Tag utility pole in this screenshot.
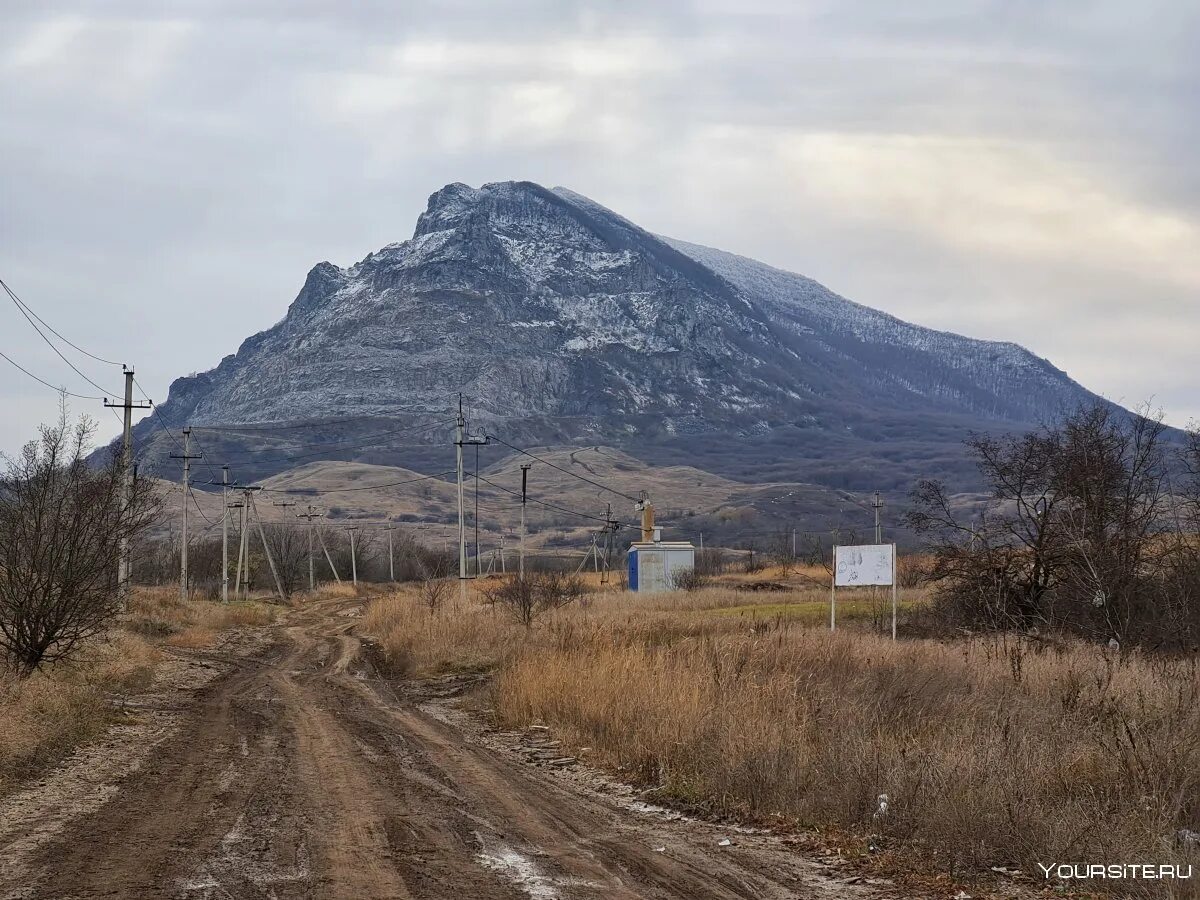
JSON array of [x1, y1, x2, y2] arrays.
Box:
[[388, 528, 395, 582], [519, 463, 531, 580], [872, 492, 885, 545], [230, 494, 247, 597], [455, 396, 467, 581], [792, 527, 797, 560], [221, 466, 230, 603], [170, 428, 202, 601], [474, 442, 480, 578], [636, 491, 654, 542], [317, 527, 341, 583], [297, 505, 323, 591], [237, 490, 251, 598], [348, 529, 358, 587], [104, 367, 150, 608], [249, 492, 285, 602]]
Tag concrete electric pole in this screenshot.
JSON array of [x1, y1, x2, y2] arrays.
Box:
[[455, 397, 467, 581], [872, 492, 885, 545], [221, 466, 230, 603], [519, 463, 531, 580], [297, 505, 323, 591], [103, 367, 150, 608], [170, 427, 202, 601]]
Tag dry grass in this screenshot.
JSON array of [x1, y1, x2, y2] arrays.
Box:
[[366, 579, 1200, 894], [0, 632, 159, 794], [125, 587, 276, 638], [364, 585, 519, 675], [0, 587, 277, 796]]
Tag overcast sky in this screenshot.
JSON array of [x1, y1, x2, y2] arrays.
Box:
[[2, 1, 1197, 454]]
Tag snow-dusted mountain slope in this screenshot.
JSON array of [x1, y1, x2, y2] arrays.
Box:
[[136, 180, 1107, 490]]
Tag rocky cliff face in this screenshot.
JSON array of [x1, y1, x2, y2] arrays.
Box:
[[139, 180, 1104, 489]]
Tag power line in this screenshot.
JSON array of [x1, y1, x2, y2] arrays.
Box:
[[132, 383, 185, 456], [259, 469, 457, 495], [485, 435, 640, 503], [0, 350, 105, 400], [187, 430, 224, 482], [197, 409, 441, 433], [0, 277, 123, 366], [191, 417, 455, 466], [2, 279, 122, 398], [474, 472, 636, 528], [189, 488, 217, 526]]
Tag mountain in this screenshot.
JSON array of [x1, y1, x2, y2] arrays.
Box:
[[135, 180, 1105, 499]]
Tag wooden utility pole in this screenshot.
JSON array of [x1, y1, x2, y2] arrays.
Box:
[[636, 492, 654, 542], [103, 368, 150, 607], [519, 463, 531, 580], [296, 505, 323, 591], [170, 428, 202, 601]]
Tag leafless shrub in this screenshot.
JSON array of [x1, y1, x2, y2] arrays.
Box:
[[0, 409, 159, 675], [669, 568, 710, 592], [481, 571, 586, 627]]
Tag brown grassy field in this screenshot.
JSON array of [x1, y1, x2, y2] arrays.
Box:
[[365, 578, 1200, 894], [0, 588, 276, 795]]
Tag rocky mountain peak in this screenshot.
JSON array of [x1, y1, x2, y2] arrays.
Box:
[[136, 180, 1110, 492]]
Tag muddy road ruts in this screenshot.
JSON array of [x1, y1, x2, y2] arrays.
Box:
[[0, 595, 897, 899]]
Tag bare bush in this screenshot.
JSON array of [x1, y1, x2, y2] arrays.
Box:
[[481, 571, 586, 627], [741, 544, 764, 573], [669, 568, 710, 592], [0, 410, 159, 675]]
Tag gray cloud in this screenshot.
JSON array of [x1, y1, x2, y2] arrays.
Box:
[[1, 0, 1197, 453]]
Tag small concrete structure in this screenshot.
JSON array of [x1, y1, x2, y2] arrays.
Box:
[[627, 540, 696, 593]]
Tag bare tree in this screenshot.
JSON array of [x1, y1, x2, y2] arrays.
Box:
[[0, 409, 159, 675], [909, 403, 1181, 643], [416, 554, 453, 614], [481, 571, 586, 628], [767, 528, 795, 576], [261, 524, 309, 598]]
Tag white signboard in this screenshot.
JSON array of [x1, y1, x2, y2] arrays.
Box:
[[834, 544, 895, 586]]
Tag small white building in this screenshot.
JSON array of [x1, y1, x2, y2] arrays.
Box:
[[627, 538, 696, 593]]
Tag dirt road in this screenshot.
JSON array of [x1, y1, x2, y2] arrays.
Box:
[[0, 595, 897, 899]]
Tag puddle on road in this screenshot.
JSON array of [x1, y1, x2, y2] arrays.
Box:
[[474, 832, 594, 900]]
